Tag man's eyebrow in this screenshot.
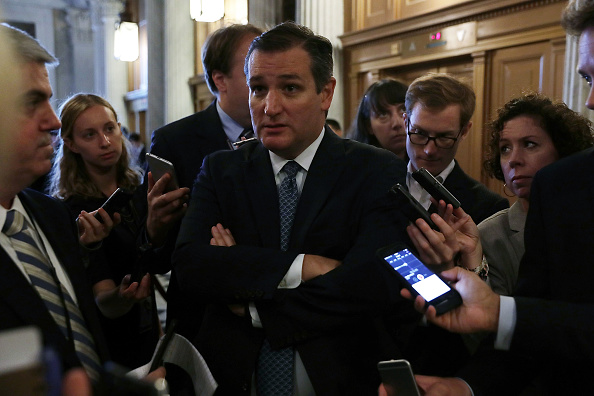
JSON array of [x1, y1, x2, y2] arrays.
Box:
[[23, 89, 51, 101]]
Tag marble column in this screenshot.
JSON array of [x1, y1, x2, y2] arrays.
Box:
[[297, 0, 345, 130]]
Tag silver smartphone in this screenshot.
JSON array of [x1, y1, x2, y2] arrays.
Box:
[[146, 153, 179, 192], [378, 359, 421, 396]]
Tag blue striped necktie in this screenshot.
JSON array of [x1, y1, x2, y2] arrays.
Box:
[[257, 160, 301, 395], [2, 209, 102, 381]]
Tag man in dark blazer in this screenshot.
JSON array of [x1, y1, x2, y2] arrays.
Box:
[[173, 22, 416, 395], [0, 24, 109, 384], [400, 73, 508, 376], [403, 73, 508, 225], [149, 24, 262, 339], [387, 3, 594, 394]]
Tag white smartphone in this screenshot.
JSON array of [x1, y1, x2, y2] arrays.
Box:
[[146, 153, 179, 192], [377, 359, 421, 396]]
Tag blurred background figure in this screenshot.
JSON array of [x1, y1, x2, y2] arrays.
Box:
[[348, 78, 409, 159], [480, 93, 594, 295], [326, 118, 343, 137], [128, 132, 147, 168]]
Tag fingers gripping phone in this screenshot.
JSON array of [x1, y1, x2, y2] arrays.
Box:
[[390, 183, 438, 230], [146, 153, 179, 192], [377, 243, 462, 315], [378, 359, 421, 396], [412, 168, 461, 208], [95, 188, 134, 223]]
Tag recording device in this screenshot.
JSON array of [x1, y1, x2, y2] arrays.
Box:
[[145, 153, 179, 192], [390, 183, 438, 230], [376, 243, 462, 315], [377, 359, 421, 396], [232, 137, 258, 148], [95, 188, 134, 223], [100, 362, 166, 396], [412, 167, 461, 208]]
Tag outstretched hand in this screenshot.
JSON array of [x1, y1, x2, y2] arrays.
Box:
[[401, 267, 500, 334]]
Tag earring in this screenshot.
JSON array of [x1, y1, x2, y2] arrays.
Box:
[[503, 183, 515, 197]]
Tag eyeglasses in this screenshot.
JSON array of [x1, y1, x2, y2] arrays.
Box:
[[407, 122, 462, 149]]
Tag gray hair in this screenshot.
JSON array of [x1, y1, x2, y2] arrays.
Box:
[[0, 23, 58, 66]]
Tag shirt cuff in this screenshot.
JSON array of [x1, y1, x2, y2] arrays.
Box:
[[494, 295, 516, 350], [278, 253, 304, 289], [249, 302, 262, 328]]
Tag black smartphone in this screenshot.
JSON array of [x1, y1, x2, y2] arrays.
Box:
[[378, 359, 421, 396], [376, 243, 462, 315], [100, 361, 164, 396], [412, 168, 461, 208], [390, 183, 438, 230], [145, 153, 179, 192], [128, 261, 145, 285], [95, 188, 134, 223]]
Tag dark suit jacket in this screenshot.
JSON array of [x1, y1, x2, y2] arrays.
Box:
[[0, 189, 109, 372], [173, 130, 417, 395], [149, 100, 231, 340], [460, 148, 594, 395], [440, 161, 509, 224], [150, 100, 230, 190]]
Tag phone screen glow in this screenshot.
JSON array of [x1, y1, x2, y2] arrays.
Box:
[[384, 248, 450, 302]]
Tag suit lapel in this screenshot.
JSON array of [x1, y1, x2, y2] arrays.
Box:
[[289, 130, 345, 249], [245, 145, 281, 248]]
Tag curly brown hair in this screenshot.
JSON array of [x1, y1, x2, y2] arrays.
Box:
[[484, 93, 594, 181]]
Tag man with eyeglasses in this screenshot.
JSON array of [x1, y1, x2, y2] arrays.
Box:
[[401, 73, 508, 377], [404, 73, 508, 225]]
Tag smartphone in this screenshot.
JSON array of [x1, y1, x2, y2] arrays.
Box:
[[390, 183, 438, 230], [376, 243, 462, 315], [377, 359, 421, 396], [145, 153, 179, 192], [95, 188, 134, 223], [412, 168, 461, 209], [100, 362, 165, 396]]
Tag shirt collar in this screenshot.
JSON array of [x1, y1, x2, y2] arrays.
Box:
[[0, 195, 33, 233], [269, 128, 325, 176], [216, 100, 244, 142]]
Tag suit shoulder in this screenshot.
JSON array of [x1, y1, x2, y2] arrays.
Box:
[[534, 147, 594, 184]]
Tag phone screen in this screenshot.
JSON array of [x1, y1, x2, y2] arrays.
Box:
[[383, 248, 451, 302]]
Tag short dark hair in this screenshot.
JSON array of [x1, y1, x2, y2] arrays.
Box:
[[562, 0, 594, 37], [326, 118, 341, 131], [202, 24, 262, 94], [405, 73, 475, 129], [350, 78, 408, 147], [484, 93, 594, 181], [245, 21, 333, 93], [0, 23, 57, 66]]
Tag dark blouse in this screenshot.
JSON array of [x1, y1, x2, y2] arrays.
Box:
[[64, 185, 160, 369]]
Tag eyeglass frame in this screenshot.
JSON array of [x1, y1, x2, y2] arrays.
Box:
[[406, 118, 463, 149]]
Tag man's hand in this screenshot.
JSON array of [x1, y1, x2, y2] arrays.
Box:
[[401, 267, 500, 333], [210, 223, 236, 246], [77, 209, 120, 246], [302, 254, 341, 281], [146, 172, 190, 246], [416, 375, 473, 396]]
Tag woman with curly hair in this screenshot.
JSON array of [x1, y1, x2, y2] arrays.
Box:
[[348, 78, 409, 159], [479, 93, 594, 295], [48, 93, 188, 368]]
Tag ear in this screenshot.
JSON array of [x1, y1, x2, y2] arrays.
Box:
[[320, 77, 336, 112], [212, 70, 226, 93], [459, 121, 472, 142], [63, 138, 79, 154]]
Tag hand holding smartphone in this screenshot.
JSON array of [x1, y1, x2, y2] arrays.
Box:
[[377, 243, 462, 315], [146, 153, 179, 192], [390, 183, 438, 230], [412, 168, 460, 208], [378, 359, 421, 396], [95, 188, 134, 223]]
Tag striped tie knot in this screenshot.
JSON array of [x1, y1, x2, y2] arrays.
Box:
[[2, 209, 25, 236]]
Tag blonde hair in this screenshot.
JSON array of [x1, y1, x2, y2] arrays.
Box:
[[48, 93, 142, 199]]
